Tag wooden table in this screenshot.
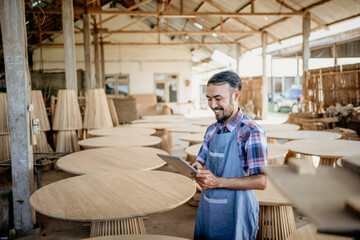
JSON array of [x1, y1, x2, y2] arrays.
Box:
[[338, 154, 360, 169], [254, 181, 295, 240], [30, 171, 196, 237], [56, 147, 168, 175], [78, 136, 162, 149], [191, 120, 216, 127], [267, 130, 342, 141], [132, 118, 185, 124], [88, 127, 156, 137], [179, 133, 204, 146], [288, 224, 353, 240], [142, 115, 185, 121], [185, 143, 288, 164], [83, 235, 189, 240], [130, 123, 186, 154], [168, 126, 207, 134], [284, 139, 360, 166], [259, 123, 300, 132]]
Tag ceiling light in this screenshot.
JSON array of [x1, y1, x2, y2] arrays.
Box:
[[212, 33, 217, 37], [193, 22, 203, 29]]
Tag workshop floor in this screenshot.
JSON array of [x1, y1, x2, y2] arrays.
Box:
[[1, 112, 312, 240]]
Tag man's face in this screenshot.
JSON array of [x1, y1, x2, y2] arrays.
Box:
[[206, 83, 237, 122]]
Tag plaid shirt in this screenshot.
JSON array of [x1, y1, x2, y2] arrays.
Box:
[[196, 108, 268, 176]]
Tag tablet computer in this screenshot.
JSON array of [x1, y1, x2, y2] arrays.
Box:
[[157, 154, 200, 177]]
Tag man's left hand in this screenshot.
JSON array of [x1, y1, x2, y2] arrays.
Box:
[[193, 170, 220, 189]]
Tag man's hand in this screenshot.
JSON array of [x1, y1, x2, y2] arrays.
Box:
[[193, 170, 220, 189], [191, 161, 204, 171]]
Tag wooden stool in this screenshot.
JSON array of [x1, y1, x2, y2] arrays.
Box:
[[90, 217, 146, 237]]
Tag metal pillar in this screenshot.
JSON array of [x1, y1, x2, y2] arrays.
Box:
[[0, 0, 34, 232], [261, 32, 268, 120], [62, 0, 77, 90]]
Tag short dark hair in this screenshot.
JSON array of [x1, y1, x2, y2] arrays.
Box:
[[207, 71, 242, 92]]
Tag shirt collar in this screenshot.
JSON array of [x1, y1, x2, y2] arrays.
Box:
[[215, 108, 243, 133]]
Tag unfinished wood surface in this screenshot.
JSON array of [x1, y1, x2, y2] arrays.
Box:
[[88, 127, 155, 137], [84, 234, 189, 239], [340, 155, 360, 175], [0, 93, 9, 134], [186, 116, 216, 122], [0, 135, 11, 162], [288, 158, 317, 175], [192, 120, 216, 127], [261, 165, 360, 236], [53, 89, 82, 130], [56, 130, 80, 152], [168, 126, 207, 133], [284, 139, 360, 158], [179, 133, 204, 145], [57, 146, 167, 175], [30, 171, 197, 221], [129, 123, 186, 130], [259, 123, 300, 132], [346, 195, 360, 215], [31, 90, 50, 131], [78, 136, 161, 148], [90, 218, 146, 237], [107, 99, 119, 127], [254, 181, 292, 206], [83, 89, 113, 130], [288, 224, 354, 240], [33, 131, 52, 153], [267, 130, 342, 141], [143, 115, 184, 121], [132, 118, 185, 124]]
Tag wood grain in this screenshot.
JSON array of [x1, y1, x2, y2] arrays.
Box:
[[57, 146, 168, 175], [88, 127, 156, 137], [267, 130, 342, 141], [0, 93, 9, 134], [30, 171, 197, 221], [288, 224, 353, 240], [56, 130, 80, 152], [179, 133, 204, 144], [129, 123, 187, 130], [254, 181, 292, 206], [83, 89, 113, 130], [259, 123, 300, 132], [107, 98, 119, 127], [31, 90, 50, 131], [83, 234, 189, 240], [168, 127, 207, 133], [33, 131, 52, 153], [0, 135, 11, 162], [53, 89, 82, 130], [78, 136, 162, 148]]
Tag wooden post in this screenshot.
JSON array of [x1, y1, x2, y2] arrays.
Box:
[[332, 43, 338, 66], [93, 16, 101, 89], [62, 0, 77, 91], [83, 1, 93, 90], [236, 43, 242, 74], [0, 0, 34, 232], [302, 12, 311, 100], [100, 39, 105, 88], [262, 32, 268, 120]]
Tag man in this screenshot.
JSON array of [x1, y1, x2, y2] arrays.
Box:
[[191, 71, 268, 240]]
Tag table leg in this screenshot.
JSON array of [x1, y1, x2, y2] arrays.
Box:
[[284, 151, 296, 165], [319, 157, 338, 167], [268, 157, 281, 165], [90, 217, 146, 237], [154, 129, 172, 154], [257, 205, 295, 240]]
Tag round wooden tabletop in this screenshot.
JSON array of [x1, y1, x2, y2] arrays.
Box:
[[56, 147, 168, 175], [179, 133, 204, 144], [186, 143, 287, 160], [284, 139, 360, 158], [191, 120, 216, 127], [78, 136, 162, 148], [187, 116, 216, 122], [267, 143, 288, 159], [142, 115, 185, 120], [338, 154, 360, 167], [132, 118, 185, 124], [267, 130, 342, 141], [30, 171, 197, 221], [168, 127, 207, 133], [259, 123, 300, 132], [288, 224, 353, 240], [88, 127, 156, 137], [129, 123, 187, 130], [253, 181, 292, 206], [83, 235, 189, 240]]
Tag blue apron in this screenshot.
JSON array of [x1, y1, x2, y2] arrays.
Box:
[[194, 122, 259, 240]]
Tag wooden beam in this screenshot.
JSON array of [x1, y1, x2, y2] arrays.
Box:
[[302, 12, 311, 100], [0, 0, 34, 232], [303, 0, 332, 12], [251, 0, 255, 13], [261, 31, 268, 120], [100, 30, 262, 35], [126, 0, 152, 12], [102, 16, 150, 40]]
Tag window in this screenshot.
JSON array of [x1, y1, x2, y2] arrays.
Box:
[[154, 73, 179, 103], [104, 74, 129, 97]]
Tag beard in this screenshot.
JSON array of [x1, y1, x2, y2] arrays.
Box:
[[213, 100, 234, 122]]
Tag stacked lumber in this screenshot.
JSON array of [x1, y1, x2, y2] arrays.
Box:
[[0, 93, 10, 162], [113, 96, 138, 124], [83, 89, 113, 130], [52, 89, 82, 153], [31, 90, 52, 153], [238, 76, 263, 119]]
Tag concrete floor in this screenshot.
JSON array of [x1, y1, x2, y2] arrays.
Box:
[[1, 112, 311, 239]]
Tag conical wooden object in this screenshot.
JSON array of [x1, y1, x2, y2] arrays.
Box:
[[107, 98, 119, 127], [0, 135, 10, 162], [31, 90, 50, 131], [33, 131, 52, 153], [0, 93, 9, 135], [56, 130, 80, 152], [83, 89, 113, 130], [53, 89, 82, 130]]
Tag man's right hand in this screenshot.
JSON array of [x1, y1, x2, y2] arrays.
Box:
[[191, 160, 204, 171]]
